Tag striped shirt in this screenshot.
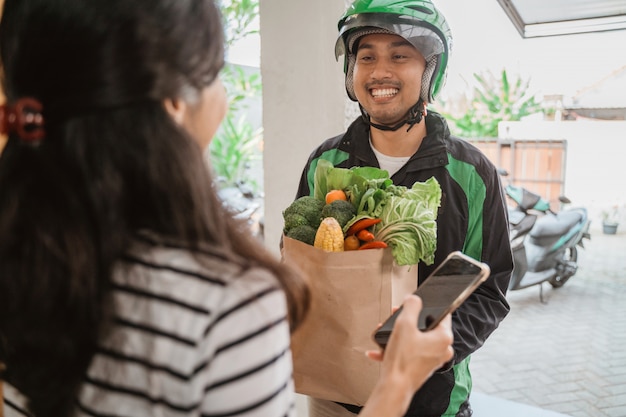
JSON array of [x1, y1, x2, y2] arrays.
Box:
[[3, 236, 296, 417]]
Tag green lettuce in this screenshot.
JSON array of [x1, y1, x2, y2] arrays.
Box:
[[373, 177, 441, 266], [313, 159, 392, 213]]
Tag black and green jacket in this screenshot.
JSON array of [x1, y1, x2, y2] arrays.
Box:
[[295, 112, 513, 417]]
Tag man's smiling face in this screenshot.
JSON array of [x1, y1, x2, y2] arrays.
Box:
[[352, 33, 426, 127]]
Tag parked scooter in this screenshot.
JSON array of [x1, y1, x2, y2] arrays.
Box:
[[217, 181, 264, 239], [499, 170, 591, 301]]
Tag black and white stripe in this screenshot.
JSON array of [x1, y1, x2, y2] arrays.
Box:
[[3, 383, 33, 417], [74, 240, 296, 417], [3, 239, 295, 417]]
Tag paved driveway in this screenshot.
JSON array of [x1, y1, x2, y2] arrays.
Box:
[[470, 228, 626, 417]]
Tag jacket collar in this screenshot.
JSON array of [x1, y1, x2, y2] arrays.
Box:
[[339, 111, 451, 170]]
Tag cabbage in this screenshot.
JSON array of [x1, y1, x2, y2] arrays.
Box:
[[372, 178, 441, 266]]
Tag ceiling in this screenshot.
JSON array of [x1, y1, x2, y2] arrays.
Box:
[[496, 0, 626, 38]]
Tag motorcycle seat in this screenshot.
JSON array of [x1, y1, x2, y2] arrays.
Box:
[[508, 209, 526, 226], [530, 210, 583, 238]]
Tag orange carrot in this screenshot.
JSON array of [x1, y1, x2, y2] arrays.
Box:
[[356, 229, 375, 242], [345, 218, 382, 236], [325, 189, 348, 204], [358, 241, 388, 250]]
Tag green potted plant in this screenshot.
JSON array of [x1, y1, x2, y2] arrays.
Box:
[[601, 205, 620, 235], [435, 68, 542, 138]]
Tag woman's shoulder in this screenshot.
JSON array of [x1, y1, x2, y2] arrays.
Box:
[[118, 231, 283, 312], [109, 231, 287, 354]]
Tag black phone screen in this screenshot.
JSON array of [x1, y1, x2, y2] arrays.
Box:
[[373, 251, 489, 348], [415, 258, 484, 329]]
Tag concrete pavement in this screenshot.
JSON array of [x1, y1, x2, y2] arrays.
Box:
[[470, 226, 626, 417]]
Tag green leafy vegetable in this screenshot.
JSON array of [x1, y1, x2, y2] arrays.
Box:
[[311, 160, 442, 266], [313, 159, 392, 210], [373, 178, 441, 266]]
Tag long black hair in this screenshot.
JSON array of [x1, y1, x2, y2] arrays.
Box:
[[0, 1, 309, 415]]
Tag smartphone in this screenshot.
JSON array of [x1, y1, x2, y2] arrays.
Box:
[[373, 251, 490, 348]]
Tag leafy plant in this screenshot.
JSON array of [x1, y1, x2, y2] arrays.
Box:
[[210, 114, 262, 191], [602, 205, 621, 226], [210, 0, 263, 194], [436, 69, 542, 138], [219, 0, 259, 48], [220, 64, 262, 114]]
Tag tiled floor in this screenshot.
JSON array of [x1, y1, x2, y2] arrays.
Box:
[[471, 228, 626, 417]]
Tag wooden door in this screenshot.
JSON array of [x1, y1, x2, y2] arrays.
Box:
[[470, 138, 567, 210]]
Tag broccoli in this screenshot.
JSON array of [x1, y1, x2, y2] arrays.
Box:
[[286, 225, 318, 246], [321, 199, 357, 228], [283, 213, 309, 233], [282, 196, 324, 228]]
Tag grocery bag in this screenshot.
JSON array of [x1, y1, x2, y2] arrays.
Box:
[[281, 236, 417, 406]]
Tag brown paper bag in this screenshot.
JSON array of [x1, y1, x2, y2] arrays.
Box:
[[282, 236, 417, 406]]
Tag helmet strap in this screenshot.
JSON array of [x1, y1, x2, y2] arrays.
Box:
[[359, 98, 425, 132]]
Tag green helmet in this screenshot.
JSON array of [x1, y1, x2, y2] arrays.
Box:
[[335, 0, 452, 103]]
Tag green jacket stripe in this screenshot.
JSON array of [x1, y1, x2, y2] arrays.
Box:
[[444, 357, 472, 416], [445, 154, 486, 261]]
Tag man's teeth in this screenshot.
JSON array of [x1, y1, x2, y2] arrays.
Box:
[[371, 88, 398, 97]]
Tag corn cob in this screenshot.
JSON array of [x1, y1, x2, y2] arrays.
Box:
[[314, 217, 344, 252]]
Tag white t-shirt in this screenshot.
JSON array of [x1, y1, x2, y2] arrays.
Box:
[[370, 138, 410, 177]]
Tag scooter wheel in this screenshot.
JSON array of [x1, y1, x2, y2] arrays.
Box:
[[549, 246, 578, 288]]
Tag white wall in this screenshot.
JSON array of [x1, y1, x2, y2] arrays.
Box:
[[499, 120, 626, 231]]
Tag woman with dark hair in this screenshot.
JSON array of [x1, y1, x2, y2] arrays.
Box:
[[0, 0, 453, 416]]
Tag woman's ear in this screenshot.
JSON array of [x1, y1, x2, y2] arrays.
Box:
[[163, 98, 187, 125]]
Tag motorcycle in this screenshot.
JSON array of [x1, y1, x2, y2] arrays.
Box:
[[499, 170, 591, 301], [217, 180, 265, 239]]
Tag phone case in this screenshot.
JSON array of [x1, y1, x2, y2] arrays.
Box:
[[373, 251, 490, 348]]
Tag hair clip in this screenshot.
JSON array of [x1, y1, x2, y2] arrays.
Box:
[[0, 97, 45, 143]]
